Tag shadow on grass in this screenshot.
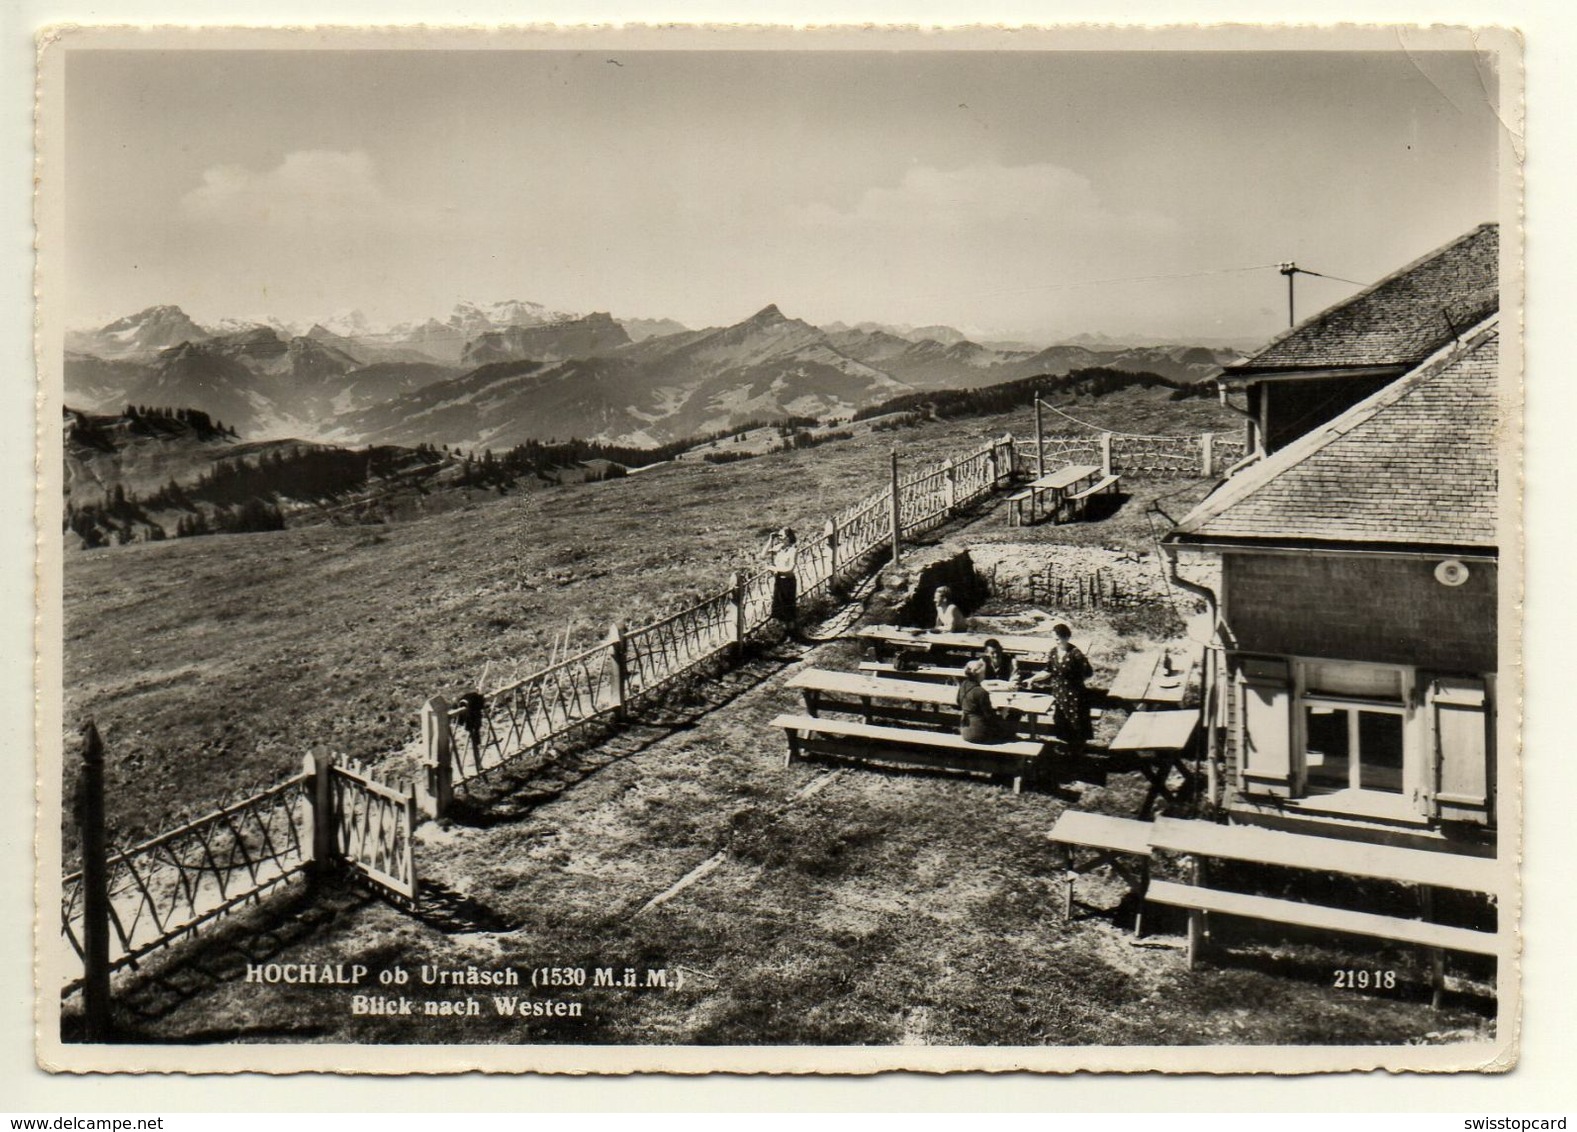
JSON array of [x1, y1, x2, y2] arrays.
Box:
[[410, 878, 522, 935], [441, 637, 819, 829], [60, 875, 375, 1044]]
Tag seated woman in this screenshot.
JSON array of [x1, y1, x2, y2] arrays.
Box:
[[957, 659, 1012, 745], [932, 585, 967, 632], [977, 638, 1020, 684]]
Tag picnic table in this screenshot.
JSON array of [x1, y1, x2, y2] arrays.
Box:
[[855, 625, 1076, 662], [1107, 647, 1195, 708], [787, 668, 1058, 740], [1105, 708, 1200, 816], [1007, 464, 1121, 526]]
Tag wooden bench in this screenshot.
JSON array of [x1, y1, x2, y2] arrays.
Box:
[[1009, 464, 1102, 527], [789, 669, 1057, 740], [1061, 473, 1121, 521], [772, 713, 1047, 793], [858, 660, 967, 683], [1145, 818, 1502, 1004], [1148, 817, 1501, 895], [1046, 811, 1154, 929], [1006, 488, 1036, 527], [1145, 880, 1500, 1002]]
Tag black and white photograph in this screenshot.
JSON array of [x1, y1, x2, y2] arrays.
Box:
[[33, 24, 1521, 1075]]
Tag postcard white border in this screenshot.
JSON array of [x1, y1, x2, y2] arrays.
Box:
[[3, 0, 1564, 1116]]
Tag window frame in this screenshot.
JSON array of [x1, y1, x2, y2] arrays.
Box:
[[1291, 658, 1420, 819]]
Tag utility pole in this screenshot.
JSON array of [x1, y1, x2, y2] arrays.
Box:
[[1278, 261, 1298, 327]]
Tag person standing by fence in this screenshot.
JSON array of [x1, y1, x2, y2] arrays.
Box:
[[766, 527, 801, 641]]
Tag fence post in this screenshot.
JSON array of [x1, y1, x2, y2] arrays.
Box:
[[823, 519, 839, 582], [730, 572, 747, 658], [1034, 398, 1045, 479], [888, 447, 902, 567], [1201, 432, 1214, 477], [76, 722, 111, 1042], [606, 621, 628, 719], [309, 747, 336, 875], [1099, 432, 1114, 477], [417, 698, 453, 820], [999, 433, 1015, 484], [941, 457, 957, 513]]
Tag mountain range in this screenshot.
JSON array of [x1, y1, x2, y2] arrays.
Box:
[[65, 300, 1241, 449]]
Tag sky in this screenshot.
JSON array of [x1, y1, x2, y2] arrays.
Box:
[[63, 46, 1504, 343]]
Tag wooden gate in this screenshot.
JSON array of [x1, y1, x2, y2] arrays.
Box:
[[330, 760, 419, 902]]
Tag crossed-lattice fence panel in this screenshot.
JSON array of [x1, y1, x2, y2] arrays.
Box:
[[898, 466, 951, 533], [1033, 435, 1103, 475], [331, 761, 417, 902], [951, 444, 999, 507], [1213, 436, 1249, 472], [795, 532, 836, 602], [833, 492, 891, 563], [448, 642, 617, 786], [624, 586, 737, 700], [740, 569, 777, 630], [61, 772, 311, 975], [1110, 436, 1200, 478]]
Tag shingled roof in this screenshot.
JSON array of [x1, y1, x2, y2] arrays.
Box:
[[1223, 223, 1498, 377], [1169, 321, 1499, 550]]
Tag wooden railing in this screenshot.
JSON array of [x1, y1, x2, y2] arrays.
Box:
[[422, 435, 1018, 813], [61, 770, 312, 984]]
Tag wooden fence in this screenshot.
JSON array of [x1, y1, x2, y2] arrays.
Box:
[[1029, 431, 1247, 480], [421, 434, 1018, 813], [64, 725, 417, 1031]]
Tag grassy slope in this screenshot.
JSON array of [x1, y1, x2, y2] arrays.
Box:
[[65, 389, 1239, 836], [61, 403, 1023, 832], [96, 632, 1491, 1048], [62, 387, 1494, 1047]]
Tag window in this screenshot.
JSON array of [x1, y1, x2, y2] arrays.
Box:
[[1300, 663, 1408, 798], [1233, 655, 1493, 826]]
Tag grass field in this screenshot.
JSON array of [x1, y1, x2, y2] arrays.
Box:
[[77, 617, 1494, 1048], [60, 386, 1498, 1049], [62, 392, 1233, 840], [59, 385, 1499, 1048]]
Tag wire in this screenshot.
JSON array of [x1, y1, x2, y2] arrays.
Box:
[[1294, 267, 1367, 288], [1037, 399, 1209, 441]]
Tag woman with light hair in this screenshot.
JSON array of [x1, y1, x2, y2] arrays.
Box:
[[957, 658, 1010, 745], [932, 585, 967, 632]]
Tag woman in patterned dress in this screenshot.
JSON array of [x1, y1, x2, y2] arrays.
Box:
[[1027, 622, 1093, 749]]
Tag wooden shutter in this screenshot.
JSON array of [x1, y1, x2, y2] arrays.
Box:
[[1430, 677, 1491, 825], [1238, 656, 1293, 797]]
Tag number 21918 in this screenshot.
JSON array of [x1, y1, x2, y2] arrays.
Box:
[[1333, 969, 1397, 990]]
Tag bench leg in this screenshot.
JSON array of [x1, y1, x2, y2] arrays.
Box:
[[783, 730, 801, 768], [1135, 860, 1150, 939], [1430, 947, 1446, 1010], [1186, 909, 1203, 970], [1011, 774, 1022, 795], [1064, 869, 1076, 921]]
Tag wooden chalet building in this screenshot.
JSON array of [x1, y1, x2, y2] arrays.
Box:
[[1165, 225, 1503, 854]]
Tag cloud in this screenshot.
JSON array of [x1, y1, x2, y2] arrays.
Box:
[[792, 162, 1174, 238], [180, 150, 386, 226]]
